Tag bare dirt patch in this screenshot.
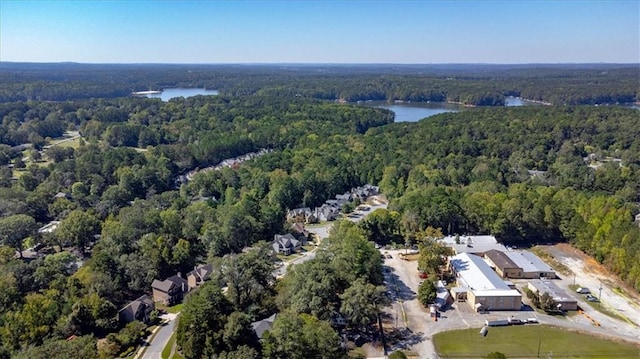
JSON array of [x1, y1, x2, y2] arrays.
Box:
[[537, 243, 640, 338]]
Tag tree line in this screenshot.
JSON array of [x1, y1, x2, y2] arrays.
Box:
[[0, 88, 639, 356], [1, 63, 637, 106]]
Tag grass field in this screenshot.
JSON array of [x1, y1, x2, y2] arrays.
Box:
[[433, 325, 640, 358]]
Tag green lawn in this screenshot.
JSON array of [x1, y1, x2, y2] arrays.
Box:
[[277, 253, 301, 262], [434, 325, 640, 359], [156, 303, 183, 314], [56, 137, 82, 149]]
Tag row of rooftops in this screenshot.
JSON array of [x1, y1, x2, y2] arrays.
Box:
[[287, 184, 379, 222], [183, 149, 272, 182]]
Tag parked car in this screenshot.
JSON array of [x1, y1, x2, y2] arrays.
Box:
[[576, 287, 591, 294], [586, 294, 599, 302], [525, 318, 539, 324]]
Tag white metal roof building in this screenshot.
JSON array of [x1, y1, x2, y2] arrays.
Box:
[[505, 251, 556, 279], [449, 252, 522, 311], [441, 235, 508, 255]]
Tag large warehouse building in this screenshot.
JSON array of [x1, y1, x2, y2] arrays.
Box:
[[484, 249, 556, 279], [449, 252, 522, 311]]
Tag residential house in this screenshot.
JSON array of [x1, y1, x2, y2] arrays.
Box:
[[187, 263, 214, 291], [119, 295, 155, 324], [272, 233, 304, 255], [291, 222, 310, 240], [313, 204, 339, 222], [151, 275, 188, 306], [54, 192, 72, 200], [251, 314, 276, 340], [286, 207, 313, 222]]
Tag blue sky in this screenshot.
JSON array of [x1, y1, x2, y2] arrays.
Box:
[[1, 0, 638, 63]]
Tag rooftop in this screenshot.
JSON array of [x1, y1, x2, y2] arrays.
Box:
[[441, 235, 507, 254], [506, 251, 555, 273], [450, 252, 510, 291], [529, 279, 575, 303], [485, 249, 519, 270]]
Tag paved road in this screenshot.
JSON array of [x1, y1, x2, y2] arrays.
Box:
[[139, 314, 177, 359]]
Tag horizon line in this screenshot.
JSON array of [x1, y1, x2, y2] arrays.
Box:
[[1, 61, 639, 66]]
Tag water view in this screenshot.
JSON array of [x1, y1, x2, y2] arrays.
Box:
[[369, 97, 545, 122], [143, 88, 219, 101], [366, 102, 462, 122], [505, 96, 541, 106]]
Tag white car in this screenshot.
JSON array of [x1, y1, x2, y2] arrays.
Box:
[[525, 318, 539, 324], [576, 287, 590, 294]]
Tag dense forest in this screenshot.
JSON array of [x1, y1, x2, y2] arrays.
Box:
[[1, 63, 638, 106], [0, 64, 639, 357]]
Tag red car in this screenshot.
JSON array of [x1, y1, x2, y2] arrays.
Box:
[[419, 272, 429, 279]]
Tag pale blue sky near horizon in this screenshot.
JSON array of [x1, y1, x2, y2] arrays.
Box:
[[1, 0, 638, 64]]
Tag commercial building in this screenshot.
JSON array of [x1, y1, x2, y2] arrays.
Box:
[[441, 235, 508, 255], [484, 249, 523, 278], [527, 279, 577, 311], [505, 251, 556, 279], [449, 252, 522, 311], [483, 249, 556, 279]]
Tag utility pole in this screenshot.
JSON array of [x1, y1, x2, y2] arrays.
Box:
[[599, 280, 603, 306], [537, 338, 541, 357]]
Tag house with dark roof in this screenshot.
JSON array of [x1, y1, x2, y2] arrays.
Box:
[[119, 295, 155, 324], [291, 222, 310, 240], [151, 275, 188, 305], [272, 233, 304, 255], [251, 314, 276, 340], [484, 249, 523, 278], [187, 263, 214, 291]]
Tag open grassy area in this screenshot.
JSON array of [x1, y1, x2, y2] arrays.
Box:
[[55, 136, 82, 149], [434, 325, 640, 359], [156, 303, 183, 314], [277, 253, 301, 262]]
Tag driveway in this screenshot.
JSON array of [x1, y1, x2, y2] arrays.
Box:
[[139, 314, 178, 359]]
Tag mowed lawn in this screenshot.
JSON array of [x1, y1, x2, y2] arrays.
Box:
[[434, 325, 640, 358]]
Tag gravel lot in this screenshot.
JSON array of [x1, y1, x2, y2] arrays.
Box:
[[542, 244, 640, 339]]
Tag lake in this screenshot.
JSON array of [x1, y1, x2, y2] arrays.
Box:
[[505, 97, 543, 107], [369, 97, 548, 122], [144, 88, 219, 101], [366, 101, 463, 122]]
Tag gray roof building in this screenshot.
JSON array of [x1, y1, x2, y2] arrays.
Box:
[[251, 313, 277, 339]]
